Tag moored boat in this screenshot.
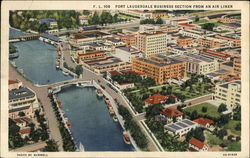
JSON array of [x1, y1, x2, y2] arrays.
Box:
[[122, 131, 131, 144], [96, 89, 103, 97], [57, 101, 62, 108], [112, 115, 118, 122], [66, 121, 71, 129]]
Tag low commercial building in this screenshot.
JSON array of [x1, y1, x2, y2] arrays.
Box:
[[171, 19, 193, 26], [117, 33, 136, 47], [136, 31, 167, 57], [82, 56, 131, 74], [171, 54, 219, 75], [214, 35, 241, 47], [176, 36, 193, 47], [178, 23, 198, 30], [160, 107, 183, 124], [188, 137, 208, 152], [9, 87, 40, 119], [179, 28, 216, 39], [213, 80, 241, 109], [105, 37, 125, 47], [233, 57, 241, 76], [118, 10, 152, 19], [132, 55, 186, 84], [114, 82, 135, 90], [114, 46, 143, 63], [69, 31, 112, 47], [200, 50, 231, 61], [218, 18, 237, 24], [206, 69, 231, 81], [164, 119, 198, 137], [77, 51, 107, 63], [198, 37, 229, 48]]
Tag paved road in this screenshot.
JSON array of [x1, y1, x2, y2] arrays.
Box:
[[9, 64, 64, 151], [12, 142, 46, 152], [60, 42, 76, 68]]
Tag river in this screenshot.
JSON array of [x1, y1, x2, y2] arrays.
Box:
[[57, 85, 134, 151], [9, 28, 73, 85]]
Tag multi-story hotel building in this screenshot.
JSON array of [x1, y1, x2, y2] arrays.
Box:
[[213, 80, 241, 109], [171, 54, 219, 75], [9, 87, 40, 119], [233, 57, 241, 76], [136, 31, 167, 57], [132, 55, 186, 84]]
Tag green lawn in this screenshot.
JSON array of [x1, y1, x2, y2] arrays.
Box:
[[184, 102, 221, 118], [206, 132, 241, 151], [193, 19, 209, 24], [225, 120, 241, 136]]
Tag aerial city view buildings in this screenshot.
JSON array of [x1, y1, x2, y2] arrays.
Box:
[[8, 9, 242, 152]]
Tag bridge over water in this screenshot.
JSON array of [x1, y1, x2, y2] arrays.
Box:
[[9, 34, 40, 42]]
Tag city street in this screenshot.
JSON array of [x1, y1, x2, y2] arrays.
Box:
[[9, 64, 64, 151]]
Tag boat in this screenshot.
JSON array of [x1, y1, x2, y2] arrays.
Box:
[[9, 53, 19, 59], [109, 107, 115, 115], [66, 121, 71, 129], [107, 102, 112, 108], [55, 62, 60, 69], [57, 101, 62, 108], [78, 142, 85, 152], [62, 70, 69, 76], [96, 89, 103, 97], [122, 131, 131, 144], [112, 115, 118, 122]]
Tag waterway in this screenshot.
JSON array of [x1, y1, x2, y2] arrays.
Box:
[[56, 85, 134, 151], [9, 28, 73, 85]]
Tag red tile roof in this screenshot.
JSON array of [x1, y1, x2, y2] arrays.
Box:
[[8, 80, 18, 85], [193, 118, 214, 126], [78, 51, 105, 56], [108, 70, 121, 76], [189, 137, 205, 149], [173, 19, 190, 22], [178, 23, 197, 28], [145, 94, 168, 105], [13, 118, 25, 124], [203, 50, 230, 59], [21, 117, 32, 122], [160, 107, 183, 118], [19, 127, 31, 135], [118, 82, 134, 86], [74, 34, 86, 39]]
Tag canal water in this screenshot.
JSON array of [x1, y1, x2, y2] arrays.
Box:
[[57, 85, 134, 151], [9, 28, 73, 85]]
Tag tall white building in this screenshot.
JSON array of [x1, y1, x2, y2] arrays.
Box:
[[136, 31, 167, 57], [214, 80, 241, 109]]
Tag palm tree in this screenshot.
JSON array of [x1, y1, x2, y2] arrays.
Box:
[[43, 139, 59, 152]]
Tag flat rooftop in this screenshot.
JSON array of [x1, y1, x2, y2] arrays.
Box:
[[136, 56, 183, 67], [9, 87, 35, 100]]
